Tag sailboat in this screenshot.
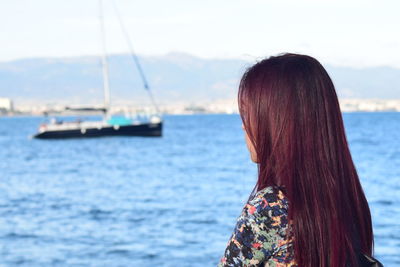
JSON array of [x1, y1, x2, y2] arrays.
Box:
[[33, 0, 162, 139]]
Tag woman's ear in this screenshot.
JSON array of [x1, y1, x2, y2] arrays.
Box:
[[243, 124, 258, 163]]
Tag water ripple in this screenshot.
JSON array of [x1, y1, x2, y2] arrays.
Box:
[[0, 113, 398, 266]]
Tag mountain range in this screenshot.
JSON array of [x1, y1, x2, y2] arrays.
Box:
[[0, 52, 399, 107]]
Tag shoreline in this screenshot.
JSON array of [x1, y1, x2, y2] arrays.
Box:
[[1, 110, 399, 118]]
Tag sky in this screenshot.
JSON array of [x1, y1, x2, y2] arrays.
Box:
[[1, 0, 399, 68]]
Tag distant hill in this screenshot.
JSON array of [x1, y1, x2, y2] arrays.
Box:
[[0, 52, 399, 106]]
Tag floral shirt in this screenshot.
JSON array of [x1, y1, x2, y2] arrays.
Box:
[[217, 186, 297, 267]]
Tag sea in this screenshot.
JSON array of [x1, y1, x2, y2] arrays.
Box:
[[0, 113, 399, 267]]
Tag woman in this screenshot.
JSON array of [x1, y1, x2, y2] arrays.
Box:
[[217, 53, 377, 267]]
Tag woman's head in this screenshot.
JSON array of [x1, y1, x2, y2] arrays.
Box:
[[239, 53, 373, 267], [239, 53, 341, 175]]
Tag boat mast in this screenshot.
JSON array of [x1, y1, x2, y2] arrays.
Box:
[[99, 0, 111, 117], [111, 0, 161, 115]]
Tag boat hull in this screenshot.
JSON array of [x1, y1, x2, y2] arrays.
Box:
[[33, 122, 162, 139]]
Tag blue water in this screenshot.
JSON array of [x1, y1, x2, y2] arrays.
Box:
[[0, 113, 399, 266]]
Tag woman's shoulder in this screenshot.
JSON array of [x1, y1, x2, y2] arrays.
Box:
[[217, 186, 295, 267], [226, 186, 294, 266], [246, 186, 289, 217], [237, 185, 290, 242]]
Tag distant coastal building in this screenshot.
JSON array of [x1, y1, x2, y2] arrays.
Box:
[[0, 98, 14, 113], [339, 98, 400, 112]]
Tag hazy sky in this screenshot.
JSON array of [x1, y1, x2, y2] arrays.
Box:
[[1, 0, 399, 68]]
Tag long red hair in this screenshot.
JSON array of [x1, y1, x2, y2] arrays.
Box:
[[238, 53, 373, 267]]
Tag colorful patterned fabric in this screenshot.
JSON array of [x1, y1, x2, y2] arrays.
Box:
[[217, 186, 297, 267]]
